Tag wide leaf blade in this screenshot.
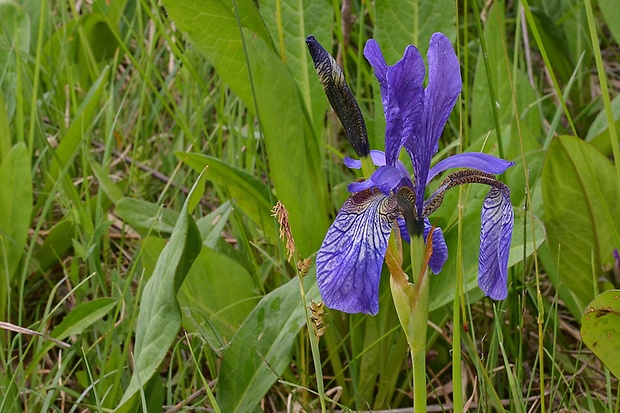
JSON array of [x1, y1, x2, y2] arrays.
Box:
[[216, 270, 319, 412], [542, 135, 620, 317], [116, 182, 203, 410], [580, 290, 620, 379]]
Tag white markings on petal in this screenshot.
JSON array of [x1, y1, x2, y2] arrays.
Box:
[[478, 187, 514, 300], [316, 189, 398, 315]]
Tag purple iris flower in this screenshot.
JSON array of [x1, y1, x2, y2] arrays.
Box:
[[309, 33, 514, 315]]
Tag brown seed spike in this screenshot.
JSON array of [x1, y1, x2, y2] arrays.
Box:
[[271, 201, 296, 261]]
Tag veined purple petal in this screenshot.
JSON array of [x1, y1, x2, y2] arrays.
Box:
[[405, 33, 461, 216], [478, 187, 514, 300], [427, 153, 515, 184], [424, 218, 448, 274], [316, 189, 399, 315], [384, 46, 425, 166], [396, 217, 448, 274], [364, 40, 387, 86]]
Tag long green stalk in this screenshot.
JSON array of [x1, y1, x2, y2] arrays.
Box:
[[410, 234, 429, 413]]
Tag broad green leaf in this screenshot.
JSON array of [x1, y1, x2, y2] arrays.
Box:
[[471, 4, 542, 156], [216, 271, 319, 412], [0, 92, 10, 161], [542, 136, 620, 317], [259, 0, 332, 134], [116, 183, 203, 410], [373, 0, 456, 61], [177, 152, 277, 243], [580, 290, 620, 379], [115, 198, 179, 236], [599, 0, 620, 46], [32, 219, 75, 272], [0, 143, 32, 318], [164, 0, 329, 256], [178, 245, 259, 346], [51, 298, 117, 341]]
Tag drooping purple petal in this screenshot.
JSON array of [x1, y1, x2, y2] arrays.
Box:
[[424, 218, 449, 274], [478, 187, 514, 300], [396, 217, 448, 274], [427, 153, 515, 184], [316, 189, 399, 315]]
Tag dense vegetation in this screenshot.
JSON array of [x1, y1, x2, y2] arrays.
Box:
[[1, 0, 619, 411]]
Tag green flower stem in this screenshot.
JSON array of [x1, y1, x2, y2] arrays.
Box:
[[361, 155, 375, 179], [409, 233, 429, 413]]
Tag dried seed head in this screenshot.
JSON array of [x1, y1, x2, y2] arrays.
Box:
[[271, 201, 296, 261]]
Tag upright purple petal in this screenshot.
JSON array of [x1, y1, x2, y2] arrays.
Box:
[[364, 40, 387, 83], [478, 187, 514, 300], [383, 46, 425, 166], [316, 189, 398, 315], [424, 218, 449, 274], [405, 33, 461, 216], [427, 153, 515, 184]]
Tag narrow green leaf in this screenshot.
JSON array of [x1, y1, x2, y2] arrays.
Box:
[[471, 4, 542, 155], [48, 66, 110, 182], [116, 179, 203, 410], [216, 271, 319, 412], [177, 152, 277, 243], [585, 94, 620, 157], [580, 290, 620, 379], [0, 142, 32, 318], [90, 159, 124, 205], [196, 201, 234, 248], [51, 297, 117, 341], [542, 136, 620, 317]]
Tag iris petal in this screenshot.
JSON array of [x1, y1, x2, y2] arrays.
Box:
[[478, 187, 514, 300], [424, 219, 449, 274], [348, 165, 407, 195], [396, 217, 449, 274], [427, 153, 515, 184], [383, 46, 425, 166], [317, 189, 398, 315], [404, 33, 462, 216]]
